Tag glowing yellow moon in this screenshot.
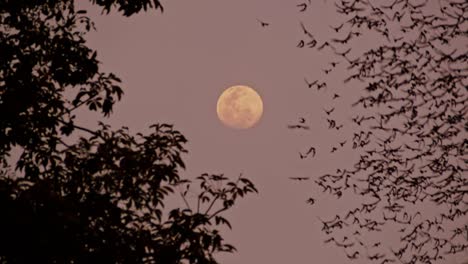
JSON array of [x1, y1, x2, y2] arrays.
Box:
[[216, 85, 263, 129]]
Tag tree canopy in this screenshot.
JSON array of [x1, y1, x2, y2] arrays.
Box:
[[0, 1, 257, 263]]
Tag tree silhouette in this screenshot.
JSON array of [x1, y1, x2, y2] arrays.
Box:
[[0, 1, 257, 263], [293, 0, 467, 263]]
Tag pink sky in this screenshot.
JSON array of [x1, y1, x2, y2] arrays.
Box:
[[76, 1, 467, 263]]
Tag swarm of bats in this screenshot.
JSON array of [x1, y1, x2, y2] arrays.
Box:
[[286, 0, 468, 263]]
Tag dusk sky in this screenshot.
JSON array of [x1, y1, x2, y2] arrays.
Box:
[[76, 1, 467, 263]]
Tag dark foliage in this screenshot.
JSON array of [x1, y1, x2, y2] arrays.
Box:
[[0, 1, 257, 263], [89, 0, 164, 16]]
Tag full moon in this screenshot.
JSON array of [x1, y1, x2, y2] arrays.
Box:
[[216, 85, 263, 129]]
